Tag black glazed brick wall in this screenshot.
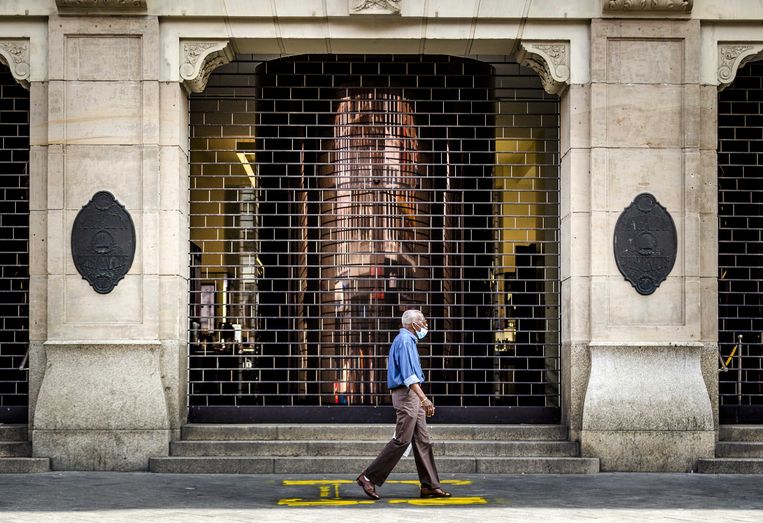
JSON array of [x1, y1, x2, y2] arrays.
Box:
[[0, 64, 29, 416], [718, 61, 763, 406]]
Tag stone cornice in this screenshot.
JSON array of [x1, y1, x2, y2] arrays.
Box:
[[350, 0, 401, 15], [718, 43, 763, 91], [603, 0, 693, 12], [0, 39, 30, 89], [179, 40, 235, 94], [56, 0, 147, 13], [514, 41, 570, 96]]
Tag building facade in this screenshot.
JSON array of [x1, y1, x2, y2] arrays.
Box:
[[0, 0, 761, 472]]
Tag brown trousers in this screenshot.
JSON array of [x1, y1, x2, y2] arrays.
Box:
[[362, 387, 441, 488]]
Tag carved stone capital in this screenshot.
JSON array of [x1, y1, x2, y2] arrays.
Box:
[[514, 41, 570, 95], [350, 0, 401, 15], [56, 0, 147, 13], [603, 0, 692, 12], [718, 43, 763, 91], [179, 40, 235, 94], [0, 39, 30, 89]]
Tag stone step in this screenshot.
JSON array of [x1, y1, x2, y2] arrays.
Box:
[[0, 441, 32, 458], [0, 425, 28, 442], [181, 424, 568, 442], [716, 442, 763, 458], [0, 458, 50, 474], [696, 458, 763, 474], [719, 425, 763, 442], [170, 439, 579, 458], [150, 456, 599, 474]]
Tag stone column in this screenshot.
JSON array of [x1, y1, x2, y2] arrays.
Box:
[[580, 19, 715, 471], [560, 81, 591, 443], [31, 14, 173, 471]]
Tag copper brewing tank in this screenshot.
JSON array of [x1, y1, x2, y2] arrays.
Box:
[[318, 90, 431, 402]]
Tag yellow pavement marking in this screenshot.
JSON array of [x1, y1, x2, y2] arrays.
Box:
[[282, 479, 472, 486], [388, 496, 488, 506], [278, 478, 485, 507], [278, 498, 376, 507]]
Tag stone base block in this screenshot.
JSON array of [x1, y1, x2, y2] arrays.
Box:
[[32, 342, 171, 471], [33, 429, 169, 471], [581, 343, 715, 471], [581, 430, 714, 472]]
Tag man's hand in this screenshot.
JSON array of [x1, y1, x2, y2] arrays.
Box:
[[421, 398, 435, 417]]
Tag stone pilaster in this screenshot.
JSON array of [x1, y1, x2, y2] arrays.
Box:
[[559, 81, 591, 441], [580, 19, 714, 471], [32, 15, 171, 471]]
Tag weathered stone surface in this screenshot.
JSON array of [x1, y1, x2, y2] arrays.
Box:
[[158, 337, 186, 432], [64, 145, 143, 213], [0, 458, 50, 474], [27, 340, 46, 430], [64, 81, 143, 144], [34, 430, 168, 471], [35, 342, 168, 430], [180, 424, 569, 442], [606, 276, 684, 326], [606, 38, 684, 84], [696, 458, 763, 474], [29, 82, 48, 147], [560, 83, 590, 154], [33, 342, 170, 470], [584, 344, 712, 430], [583, 430, 713, 472], [590, 19, 699, 84], [564, 342, 591, 441], [48, 15, 159, 81], [719, 425, 763, 442], [602, 84, 684, 148], [65, 35, 142, 81], [560, 148, 591, 221], [603, 148, 684, 214], [61, 274, 143, 324], [582, 343, 714, 471]]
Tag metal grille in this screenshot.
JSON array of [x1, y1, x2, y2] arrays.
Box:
[[0, 65, 29, 423], [718, 62, 763, 424], [188, 55, 560, 423]]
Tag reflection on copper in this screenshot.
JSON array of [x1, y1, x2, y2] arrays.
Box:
[[318, 90, 431, 403]]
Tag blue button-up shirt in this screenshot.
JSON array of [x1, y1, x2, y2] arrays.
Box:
[[387, 328, 425, 389]]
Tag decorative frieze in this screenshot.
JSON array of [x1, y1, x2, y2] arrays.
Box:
[[514, 41, 570, 95], [0, 39, 30, 89], [179, 40, 234, 94], [718, 43, 763, 91], [350, 0, 401, 15], [56, 0, 147, 12], [603, 0, 692, 11]]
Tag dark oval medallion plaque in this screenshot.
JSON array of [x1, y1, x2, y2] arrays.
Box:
[[613, 193, 677, 295], [71, 191, 136, 294]]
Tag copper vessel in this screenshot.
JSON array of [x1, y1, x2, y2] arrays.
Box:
[[318, 90, 432, 403]]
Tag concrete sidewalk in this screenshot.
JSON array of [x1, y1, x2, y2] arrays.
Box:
[[0, 472, 761, 522]]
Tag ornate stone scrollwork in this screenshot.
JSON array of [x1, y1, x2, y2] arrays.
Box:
[[350, 0, 401, 15], [179, 40, 235, 94], [56, 0, 147, 11], [603, 0, 692, 11], [514, 41, 570, 95], [0, 39, 31, 89], [718, 43, 763, 91]]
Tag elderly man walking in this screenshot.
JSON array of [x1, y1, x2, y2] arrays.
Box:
[[356, 309, 452, 500]]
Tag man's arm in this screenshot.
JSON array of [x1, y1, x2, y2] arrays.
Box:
[[410, 383, 435, 417]]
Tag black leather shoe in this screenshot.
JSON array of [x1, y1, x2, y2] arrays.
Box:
[[356, 474, 380, 500], [420, 486, 452, 498]]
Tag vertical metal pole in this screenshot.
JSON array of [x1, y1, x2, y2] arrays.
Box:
[[737, 334, 744, 405]]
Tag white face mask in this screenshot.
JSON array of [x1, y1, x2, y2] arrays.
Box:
[[414, 322, 428, 340]]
